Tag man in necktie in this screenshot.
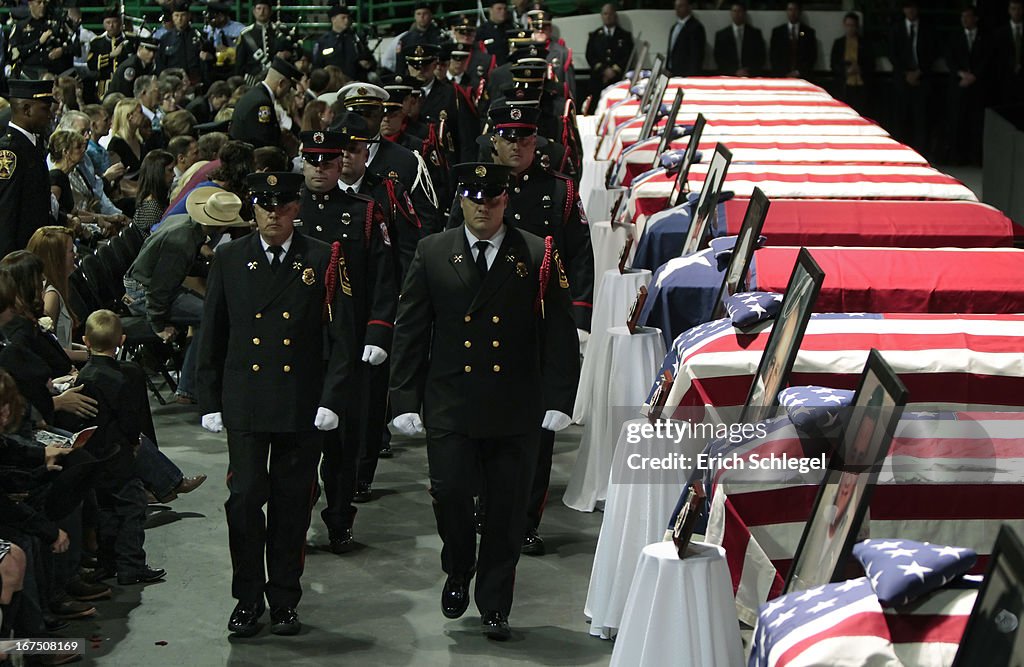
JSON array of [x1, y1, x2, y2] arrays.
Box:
[[585, 3, 634, 101], [769, 1, 816, 77], [666, 0, 705, 77], [390, 162, 579, 641], [714, 2, 765, 77], [888, 1, 934, 155], [945, 6, 989, 164], [197, 171, 357, 638], [996, 0, 1024, 104]]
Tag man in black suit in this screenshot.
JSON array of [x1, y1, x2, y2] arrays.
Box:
[[714, 2, 766, 77], [992, 0, 1024, 105], [666, 0, 706, 77], [888, 1, 937, 155], [197, 171, 356, 638], [586, 3, 635, 103], [769, 1, 817, 77], [229, 56, 302, 148], [946, 6, 992, 164], [390, 162, 579, 640], [0, 80, 54, 258]]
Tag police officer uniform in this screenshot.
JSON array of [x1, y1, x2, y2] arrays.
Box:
[[585, 19, 634, 102], [389, 162, 579, 638], [297, 127, 399, 552], [157, 1, 214, 86], [235, 0, 276, 84], [87, 9, 133, 98], [313, 4, 374, 81], [108, 38, 159, 97], [196, 173, 356, 636], [0, 80, 56, 258], [230, 56, 301, 148]]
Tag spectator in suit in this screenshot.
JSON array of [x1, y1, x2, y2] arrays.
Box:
[[946, 6, 992, 164], [992, 0, 1024, 105], [714, 2, 766, 77], [770, 1, 817, 78], [830, 12, 873, 116], [666, 0, 706, 77], [888, 1, 937, 156]]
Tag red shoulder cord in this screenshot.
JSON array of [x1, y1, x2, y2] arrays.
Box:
[[560, 98, 575, 173], [564, 177, 575, 225], [383, 176, 417, 226], [363, 199, 375, 249], [324, 241, 341, 321], [423, 122, 439, 158], [535, 235, 553, 318]]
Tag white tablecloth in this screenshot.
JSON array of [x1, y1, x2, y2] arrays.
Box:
[[581, 162, 620, 223], [564, 326, 665, 512], [585, 419, 709, 639], [573, 269, 651, 425], [591, 222, 637, 300], [610, 541, 744, 667]]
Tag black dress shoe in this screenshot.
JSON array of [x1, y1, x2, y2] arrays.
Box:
[[378, 442, 393, 458], [228, 601, 265, 637], [353, 483, 372, 503], [117, 566, 166, 585], [270, 606, 301, 636], [441, 575, 471, 619], [481, 611, 511, 641], [521, 529, 546, 556], [329, 529, 355, 554]]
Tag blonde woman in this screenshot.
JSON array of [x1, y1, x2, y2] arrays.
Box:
[[107, 98, 148, 178], [49, 129, 124, 237], [27, 226, 88, 363]]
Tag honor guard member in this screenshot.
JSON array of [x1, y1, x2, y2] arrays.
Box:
[[88, 8, 132, 98], [450, 107, 591, 555], [450, 14, 497, 87], [507, 65, 580, 177], [235, 0, 276, 84], [313, 4, 376, 82], [0, 81, 56, 257], [108, 37, 159, 97], [528, 10, 576, 99], [395, 2, 446, 77], [478, 39, 546, 121], [334, 82, 442, 233], [157, 0, 216, 87], [406, 43, 479, 164], [390, 162, 579, 640], [585, 3, 634, 102], [10, 0, 75, 78], [441, 43, 479, 108], [198, 174, 356, 638], [298, 127, 398, 554], [477, 0, 517, 66], [490, 84, 573, 178], [230, 56, 302, 148]]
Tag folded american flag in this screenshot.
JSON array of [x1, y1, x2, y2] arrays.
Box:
[[778, 385, 854, 431], [853, 539, 977, 608], [725, 292, 783, 328]]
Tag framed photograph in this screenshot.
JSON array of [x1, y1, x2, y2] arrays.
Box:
[[953, 525, 1024, 667], [647, 369, 674, 422], [617, 237, 634, 274], [669, 113, 707, 208], [651, 88, 685, 169], [637, 54, 664, 116], [740, 248, 824, 425], [627, 41, 650, 91], [672, 481, 707, 558], [638, 74, 669, 143], [626, 285, 648, 333], [711, 187, 771, 320], [783, 349, 909, 595], [680, 143, 732, 256]]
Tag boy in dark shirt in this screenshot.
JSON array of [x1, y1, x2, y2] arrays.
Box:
[[77, 310, 166, 586]]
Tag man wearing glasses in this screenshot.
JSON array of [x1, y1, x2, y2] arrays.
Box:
[[390, 161, 579, 640], [198, 172, 356, 638]]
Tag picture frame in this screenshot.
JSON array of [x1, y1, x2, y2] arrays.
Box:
[[617, 237, 634, 274], [672, 481, 707, 559], [647, 369, 674, 422], [650, 88, 685, 169], [740, 248, 824, 425], [669, 113, 707, 208], [953, 524, 1024, 666], [680, 143, 732, 256], [627, 41, 650, 91], [638, 74, 669, 143], [626, 285, 648, 334], [637, 54, 664, 117], [710, 188, 771, 320], [783, 349, 909, 596]]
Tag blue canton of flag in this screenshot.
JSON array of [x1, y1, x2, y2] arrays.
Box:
[[778, 385, 855, 431], [725, 291, 784, 327], [852, 539, 978, 608]]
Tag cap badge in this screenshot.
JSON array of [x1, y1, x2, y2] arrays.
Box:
[[357, 87, 368, 96], [510, 108, 522, 121], [313, 132, 324, 144], [414, 46, 425, 56], [266, 174, 278, 186], [475, 165, 487, 178]]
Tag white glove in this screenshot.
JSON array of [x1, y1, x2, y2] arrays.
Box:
[[361, 344, 388, 366], [577, 329, 590, 345], [314, 406, 339, 431], [201, 412, 224, 433], [391, 412, 425, 436], [541, 410, 572, 432]]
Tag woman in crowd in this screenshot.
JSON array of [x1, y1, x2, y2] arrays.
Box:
[[26, 227, 87, 365], [132, 150, 175, 239], [48, 130, 94, 229], [107, 98, 149, 179]]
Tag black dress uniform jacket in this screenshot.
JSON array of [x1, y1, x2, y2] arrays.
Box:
[[0, 128, 53, 257], [476, 18, 517, 66], [157, 26, 211, 84], [368, 139, 441, 235], [88, 33, 131, 88], [586, 25, 634, 85], [301, 186, 397, 353], [448, 163, 593, 331], [10, 17, 74, 77], [235, 23, 275, 81], [196, 231, 355, 432], [230, 83, 281, 148], [390, 224, 579, 438], [108, 54, 155, 97], [769, 22, 817, 76], [419, 78, 479, 164], [313, 29, 373, 81], [359, 171, 423, 281]]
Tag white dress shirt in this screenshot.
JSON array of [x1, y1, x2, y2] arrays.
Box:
[[465, 224, 506, 270], [8, 121, 37, 147], [260, 232, 293, 264], [338, 174, 365, 194], [670, 16, 690, 52]]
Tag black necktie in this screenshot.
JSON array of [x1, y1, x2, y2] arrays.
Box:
[[474, 240, 489, 278], [269, 245, 283, 272]]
